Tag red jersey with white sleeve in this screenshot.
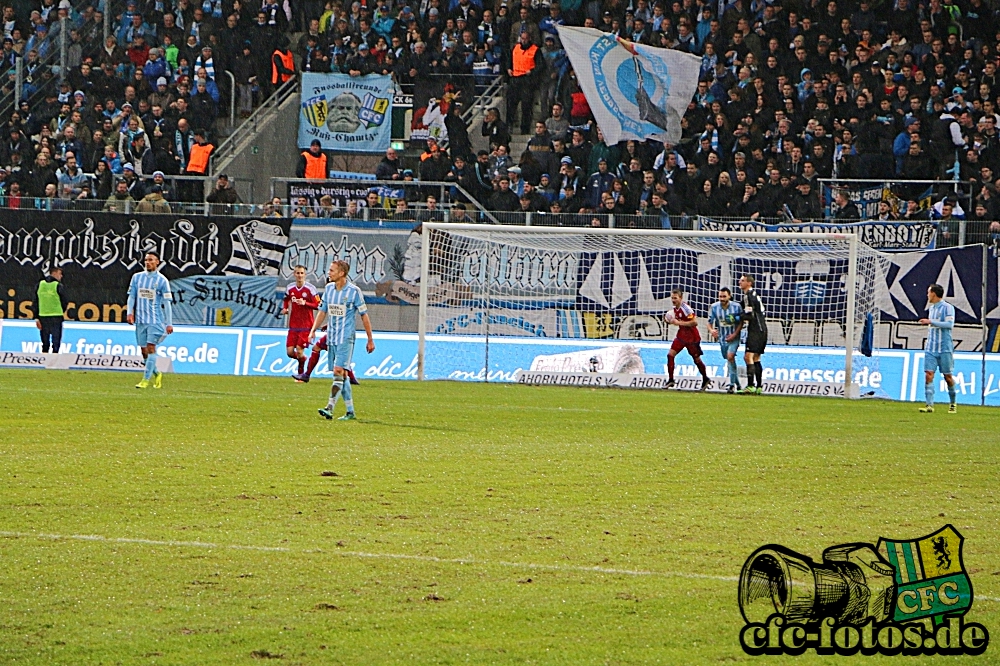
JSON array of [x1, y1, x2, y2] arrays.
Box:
[[284, 282, 320, 332], [672, 302, 701, 343]]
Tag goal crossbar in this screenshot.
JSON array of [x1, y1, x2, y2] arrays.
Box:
[[420, 223, 857, 242]]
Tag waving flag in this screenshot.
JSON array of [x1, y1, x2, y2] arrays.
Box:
[[556, 26, 701, 145]]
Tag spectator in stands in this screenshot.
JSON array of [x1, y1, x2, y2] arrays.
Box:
[[585, 157, 614, 209], [27, 152, 57, 196], [832, 190, 861, 220], [262, 198, 284, 217], [365, 190, 386, 220], [390, 198, 415, 222], [418, 194, 444, 222], [375, 147, 403, 180], [136, 184, 172, 213], [489, 175, 519, 211], [481, 107, 510, 151], [445, 153, 476, 196], [317, 194, 339, 218], [121, 164, 144, 199], [445, 102, 472, 161], [206, 174, 242, 206], [149, 171, 172, 201], [55, 154, 87, 196], [103, 178, 134, 212], [293, 196, 316, 218]]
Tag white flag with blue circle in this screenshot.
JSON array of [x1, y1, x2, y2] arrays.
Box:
[[556, 26, 701, 146]]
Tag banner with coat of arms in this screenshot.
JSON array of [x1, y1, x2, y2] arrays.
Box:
[[298, 73, 393, 153]]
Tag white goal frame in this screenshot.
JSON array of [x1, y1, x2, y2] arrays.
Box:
[[417, 224, 862, 399]]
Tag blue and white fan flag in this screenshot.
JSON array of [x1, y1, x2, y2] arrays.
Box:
[[556, 26, 701, 145]]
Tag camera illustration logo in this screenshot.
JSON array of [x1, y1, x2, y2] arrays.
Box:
[[738, 525, 989, 656]]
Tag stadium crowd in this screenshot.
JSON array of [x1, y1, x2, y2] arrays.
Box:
[[0, 0, 305, 205], [304, 0, 1000, 245]]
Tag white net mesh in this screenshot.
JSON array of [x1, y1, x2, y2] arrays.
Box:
[[419, 226, 891, 392]]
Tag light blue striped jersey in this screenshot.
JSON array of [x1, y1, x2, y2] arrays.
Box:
[[708, 300, 743, 341], [925, 300, 955, 354], [322, 281, 367, 346], [127, 270, 173, 326]]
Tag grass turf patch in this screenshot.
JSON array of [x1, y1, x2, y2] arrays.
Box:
[[1, 369, 998, 664]]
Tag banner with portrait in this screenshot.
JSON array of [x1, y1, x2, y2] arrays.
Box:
[[298, 73, 393, 153]]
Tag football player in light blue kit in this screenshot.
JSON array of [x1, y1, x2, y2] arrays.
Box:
[[707, 287, 744, 394], [126, 251, 173, 389], [918, 283, 957, 413], [308, 260, 375, 420]]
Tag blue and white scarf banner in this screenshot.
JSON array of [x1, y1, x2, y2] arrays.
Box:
[[556, 25, 701, 145], [298, 73, 393, 152], [171, 275, 284, 328], [696, 217, 939, 250]]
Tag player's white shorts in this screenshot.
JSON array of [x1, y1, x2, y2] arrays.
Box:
[[924, 351, 954, 375], [329, 339, 355, 371]]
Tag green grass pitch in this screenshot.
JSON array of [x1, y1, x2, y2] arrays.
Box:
[[1, 369, 999, 664]]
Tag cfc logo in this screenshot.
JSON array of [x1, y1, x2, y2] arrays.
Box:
[[738, 525, 989, 656]]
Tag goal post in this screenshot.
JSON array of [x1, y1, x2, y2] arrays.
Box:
[[417, 224, 888, 398]]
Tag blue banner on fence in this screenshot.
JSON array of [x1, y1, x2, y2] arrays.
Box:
[[298, 73, 393, 152], [2, 321, 999, 405], [171, 275, 284, 327], [697, 216, 938, 250]]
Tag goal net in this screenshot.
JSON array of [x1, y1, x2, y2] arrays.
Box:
[[417, 224, 891, 397]]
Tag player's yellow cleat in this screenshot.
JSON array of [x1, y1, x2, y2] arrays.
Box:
[[919, 405, 934, 413], [948, 404, 957, 414], [152, 372, 162, 389], [135, 379, 150, 389]]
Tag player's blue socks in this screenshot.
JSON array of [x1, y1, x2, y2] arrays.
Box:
[[948, 384, 957, 405], [144, 354, 157, 380], [342, 374, 354, 414], [727, 359, 739, 389], [925, 381, 934, 407]]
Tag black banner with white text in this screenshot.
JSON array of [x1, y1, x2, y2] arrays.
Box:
[[0, 210, 291, 323]]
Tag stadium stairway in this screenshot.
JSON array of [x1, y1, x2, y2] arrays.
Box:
[[208, 77, 301, 202]]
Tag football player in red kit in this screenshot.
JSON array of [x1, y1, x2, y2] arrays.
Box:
[[282, 265, 320, 377], [666, 289, 711, 391]]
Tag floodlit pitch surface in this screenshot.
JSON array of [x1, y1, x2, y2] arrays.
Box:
[[1, 369, 999, 665]]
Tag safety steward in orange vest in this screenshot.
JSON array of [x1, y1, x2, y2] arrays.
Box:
[[506, 30, 541, 135], [272, 37, 295, 86], [297, 139, 328, 179], [182, 128, 214, 201]]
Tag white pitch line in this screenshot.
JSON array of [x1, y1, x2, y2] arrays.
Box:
[[6, 531, 1000, 598], [0, 530, 737, 582]]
